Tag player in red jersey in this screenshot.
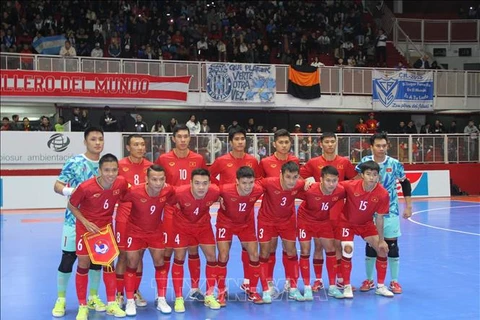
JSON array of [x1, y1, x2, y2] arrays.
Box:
[[169, 169, 221, 312], [216, 166, 265, 306], [300, 132, 356, 291], [259, 129, 300, 295], [336, 161, 393, 299], [115, 134, 153, 307], [121, 165, 175, 316], [297, 165, 346, 300], [365, 112, 380, 134], [68, 154, 128, 320], [257, 161, 305, 303], [209, 126, 261, 292], [155, 124, 207, 302]]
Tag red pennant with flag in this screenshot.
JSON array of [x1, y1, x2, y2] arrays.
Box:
[[83, 224, 119, 266]]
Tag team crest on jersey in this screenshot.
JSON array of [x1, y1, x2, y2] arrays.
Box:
[[332, 197, 339, 201], [159, 197, 166, 202], [249, 197, 257, 202], [386, 168, 392, 173], [372, 197, 379, 202], [337, 164, 344, 169], [184, 203, 191, 207], [169, 162, 176, 167], [270, 164, 277, 168], [113, 189, 121, 195], [291, 190, 298, 195], [274, 190, 281, 194], [227, 163, 234, 167], [93, 193, 101, 198], [122, 167, 129, 172], [206, 201, 213, 206], [140, 198, 147, 203], [246, 163, 253, 167], [189, 161, 197, 167], [230, 198, 237, 202], [143, 168, 148, 173]]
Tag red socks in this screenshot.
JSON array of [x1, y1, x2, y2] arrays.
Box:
[[205, 261, 217, 296], [299, 255, 310, 286], [259, 257, 270, 291], [268, 252, 276, 280], [217, 261, 227, 293], [376, 256, 388, 285], [103, 266, 117, 302], [325, 252, 337, 286], [341, 257, 352, 285], [287, 255, 299, 289], [155, 265, 167, 297], [75, 267, 89, 305], [172, 259, 184, 298], [248, 260, 261, 293], [124, 267, 137, 300], [115, 274, 124, 296], [188, 254, 200, 289], [241, 248, 249, 280]]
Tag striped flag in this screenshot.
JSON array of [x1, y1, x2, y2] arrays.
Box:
[[32, 35, 67, 55], [287, 65, 321, 99]]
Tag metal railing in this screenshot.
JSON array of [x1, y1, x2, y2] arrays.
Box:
[[122, 133, 480, 165], [2, 53, 479, 98]]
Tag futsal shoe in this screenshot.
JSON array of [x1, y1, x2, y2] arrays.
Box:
[[125, 300, 136, 316], [389, 281, 403, 294], [106, 301, 126, 317], [312, 279, 324, 292], [248, 292, 264, 304], [204, 295, 221, 310], [134, 291, 147, 307], [75, 305, 89, 320], [217, 291, 227, 307], [188, 288, 205, 301], [52, 298, 66, 317], [288, 288, 306, 302], [240, 283, 250, 293], [174, 297, 185, 313], [328, 286, 345, 299], [156, 297, 172, 314], [262, 291, 272, 304], [303, 287, 314, 301], [375, 285, 394, 297], [87, 295, 106, 311], [343, 285, 354, 299], [115, 292, 124, 308], [267, 281, 280, 298], [360, 279, 375, 292]]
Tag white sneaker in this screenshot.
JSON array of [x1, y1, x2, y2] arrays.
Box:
[[125, 300, 136, 316], [156, 297, 172, 314], [375, 285, 394, 297], [343, 284, 354, 299], [284, 279, 291, 292], [267, 281, 279, 298]]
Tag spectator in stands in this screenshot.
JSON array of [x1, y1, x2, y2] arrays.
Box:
[[464, 120, 479, 159], [1, 117, 11, 131], [295, 54, 304, 66], [227, 120, 240, 135], [375, 29, 387, 67], [217, 40, 227, 61], [121, 44, 133, 58], [347, 55, 357, 67], [38, 116, 53, 131], [421, 123, 432, 134], [430, 61, 441, 69], [151, 120, 165, 133], [2, 29, 16, 52], [55, 116, 65, 132], [11, 114, 20, 131], [186, 115, 201, 134], [219, 124, 227, 133], [259, 44, 270, 64], [449, 120, 458, 133], [205, 135, 223, 159], [134, 114, 148, 132], [433, 120, 444, 133], [81, 109, 91, 129], [311, 56, 325, 67], [197, 35, 208, 60], [293, 124, 302, 134], [90, 42, 103, 57], [108, 39, 121, 58], [100, 106, 118, 132], [395, 61, 407, 70], [22, 117, 33, 131], [317, 31, 331, 54], [166, 118, 178, 132], [405, 120, 417, 134], [397, 121, 407, 134], [120, 111, 136, 132], [59, 40, 76, 57], [414, 55, 430, 69], [246, 118, 256, 133], [200, 119, 210, 133]]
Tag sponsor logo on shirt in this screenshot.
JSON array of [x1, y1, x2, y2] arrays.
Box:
[[386, 168, 392, 173], [206, 201, 213, 206], [230, 197, 237, 202], [249, 197, 257, 202], [292, 190, 298, 195], [337, 164, 344, 169], [372, 197, 379, 202], [159, 197, 166, 202], [332, 197, 339, 201], [140, 198, 147, 203], [354, 193, 360, 197], [227, 163, 234, 167], [169, 162, 176, 167], [184, 202, 191, 207], [93, 193, 101, 198], [122, 167, 129, 172], [315, 197, 322, 200], [274, 190, 281, 194], [270, 164, 277, 168]]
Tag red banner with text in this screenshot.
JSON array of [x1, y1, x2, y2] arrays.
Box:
[[0, 70, 192, 101]]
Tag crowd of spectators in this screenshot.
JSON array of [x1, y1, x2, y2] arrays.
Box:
[[1, 0, 397, 67]]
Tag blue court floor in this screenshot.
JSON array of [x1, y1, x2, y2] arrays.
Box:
[[1, 198, 479, 320]]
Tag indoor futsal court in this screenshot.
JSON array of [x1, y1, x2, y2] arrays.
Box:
[[1, 198, 479, 320]]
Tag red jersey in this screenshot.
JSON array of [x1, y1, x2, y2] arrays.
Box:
[[155, 150, 207, 186], [300, 155, 356, 182], [70, 176, 128, 226], [209, 152, 261, 185], [116, 157, 153, 223], [217, 183, 264, 226], [342, 180, 389, 225], [121, 184, 175, 233], [172, 184, 220, 226], [297, 183, 346, 222], [259, 154, 300, 178], [365, 119, 379, 134], [355, 123, 368, 134], [257, 177, 305, 225]]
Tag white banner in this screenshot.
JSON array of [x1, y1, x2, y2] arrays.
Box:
[[397, 170, 450, 197], [205, 63, 276, 103], [372, 70, 434, 111], [0, 132, 122, 165]]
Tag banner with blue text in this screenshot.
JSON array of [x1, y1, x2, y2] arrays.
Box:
[[206, 63, 276, 103], [372, 70, 434, 111]]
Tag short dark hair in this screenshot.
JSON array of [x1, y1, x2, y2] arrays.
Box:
[[99, 153, 118, 168], [321, 165, 339, 178], [274, 129, 291, 141], [191, 168, 210, 180], [147, 164, 165, 176], [228, 126, 246, 142], [173, 124, 190, 136], [281, 161, 299, 174], [236, 166, 255, 179], [320, 132, 336, 142], [370, 133, 388, 145], [84, 126, 104, 139], [126, 134, 144, 145], [58, 116, 65, 121], [2, 117, 9, 121], [359, 160, 380, 174], [12, 114, 19, 120]]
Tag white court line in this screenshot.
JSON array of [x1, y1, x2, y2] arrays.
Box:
[[408, 205, 480, 236]]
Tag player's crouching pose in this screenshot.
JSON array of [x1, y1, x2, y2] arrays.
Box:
[[336, 161, 394, 299]]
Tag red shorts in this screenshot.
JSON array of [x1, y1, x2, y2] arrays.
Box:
[[297, 218, 334, 241], [75, 220, 111, 256], [115, 221, 128, 250], [162, 214, 175, 248], [257, 217, 296, 243], [124, 225, 165, 251], [216, 218, 257, 243], [329, 200, 345, 221], [335, 221, 378, 241], [171, 223, 216, 248]]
